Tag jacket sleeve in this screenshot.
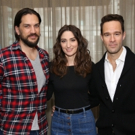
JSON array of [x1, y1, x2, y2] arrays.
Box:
[[89, 64, 100, 108]]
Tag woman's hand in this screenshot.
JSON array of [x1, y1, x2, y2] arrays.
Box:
[[51, 105, 55, 116]]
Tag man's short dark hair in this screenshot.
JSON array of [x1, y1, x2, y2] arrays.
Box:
[[14, 8, 41, 41], [100, 14, 124, 35]]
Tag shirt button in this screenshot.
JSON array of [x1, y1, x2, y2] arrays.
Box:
[[112, 124, 114, 127], [112, 109, 115, 113], [112, 130, 115, 135]]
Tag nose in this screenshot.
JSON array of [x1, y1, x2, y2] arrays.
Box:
[[66, 41, 71, 48], [30, 26, 36, 33], [110, 35, 115, 42]]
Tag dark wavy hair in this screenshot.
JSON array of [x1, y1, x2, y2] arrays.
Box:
[[100, 14, 124, 35], [51, 24, 92, 77], [14, 8, 41, 41]]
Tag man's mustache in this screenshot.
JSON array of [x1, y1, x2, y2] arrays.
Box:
[[28, 33, 39, 37]]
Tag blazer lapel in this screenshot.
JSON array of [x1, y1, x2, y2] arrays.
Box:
[[113, 46, 135, 102], [97, 53, 113, 103]]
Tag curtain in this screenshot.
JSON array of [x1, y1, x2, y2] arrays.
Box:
[[0, 0, 135, 134]]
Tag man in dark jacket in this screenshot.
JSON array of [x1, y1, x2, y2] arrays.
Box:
[[89, 14, 135, 135]]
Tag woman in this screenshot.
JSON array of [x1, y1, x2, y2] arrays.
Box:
[[47, 25, 97, 135]]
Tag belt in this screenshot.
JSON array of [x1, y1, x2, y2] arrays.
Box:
[[55, 106, 90, 114]]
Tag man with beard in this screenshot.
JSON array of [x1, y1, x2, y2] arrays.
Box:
[[0, 8, 49, 135], [89, 14, 135, 135]]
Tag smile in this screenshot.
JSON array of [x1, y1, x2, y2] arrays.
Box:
[[66, 48, 73, 52]]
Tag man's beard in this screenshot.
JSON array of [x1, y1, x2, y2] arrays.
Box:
[[20, 34, 40, 48]]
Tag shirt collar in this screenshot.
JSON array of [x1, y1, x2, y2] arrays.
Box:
[[11, 41, 45, 55]]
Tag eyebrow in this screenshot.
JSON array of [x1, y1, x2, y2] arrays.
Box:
[[103, 31, 122, 35], [61, 37, 76, 40], [23, 23, 40, 25]]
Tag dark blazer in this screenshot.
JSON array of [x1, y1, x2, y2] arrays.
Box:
[[89, 46, 135, 135]]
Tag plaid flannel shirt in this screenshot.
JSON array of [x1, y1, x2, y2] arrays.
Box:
[[0, 42, 49, 135]]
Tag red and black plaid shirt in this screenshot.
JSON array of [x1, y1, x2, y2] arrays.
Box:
[[0, 42, 49, 135]]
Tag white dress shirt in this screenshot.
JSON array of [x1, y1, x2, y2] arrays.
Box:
[[104, 46, 126, 101]]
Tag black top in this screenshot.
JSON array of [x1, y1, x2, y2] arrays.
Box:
[[47, 66, 92, 109]]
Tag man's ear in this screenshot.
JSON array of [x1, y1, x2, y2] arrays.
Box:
[[123, 32, 126, 40], [15, 26, 20, 35], [100, 34, 103, 41]]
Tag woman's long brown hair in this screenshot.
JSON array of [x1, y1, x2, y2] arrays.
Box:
[[51, 24, 92, 78]]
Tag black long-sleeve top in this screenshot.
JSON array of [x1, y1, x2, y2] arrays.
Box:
[[47, 66, 92, 109]]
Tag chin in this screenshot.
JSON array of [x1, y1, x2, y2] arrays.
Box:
[[66, 53, 76, 57]]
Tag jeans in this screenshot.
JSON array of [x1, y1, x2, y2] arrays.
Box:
[[51, 106, 97, 135], [0, 130, 39, 135], [30, 130, 39, 135], [0, 131, 2, 135]]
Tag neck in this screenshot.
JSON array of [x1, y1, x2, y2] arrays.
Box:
[[66, 56, 75, 66], [107, 47, 123, 62], [19, 40, 37, 60], [107, 47, 123, 71]]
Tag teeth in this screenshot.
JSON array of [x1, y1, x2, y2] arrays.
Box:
[[66, 49, 72, 51]]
